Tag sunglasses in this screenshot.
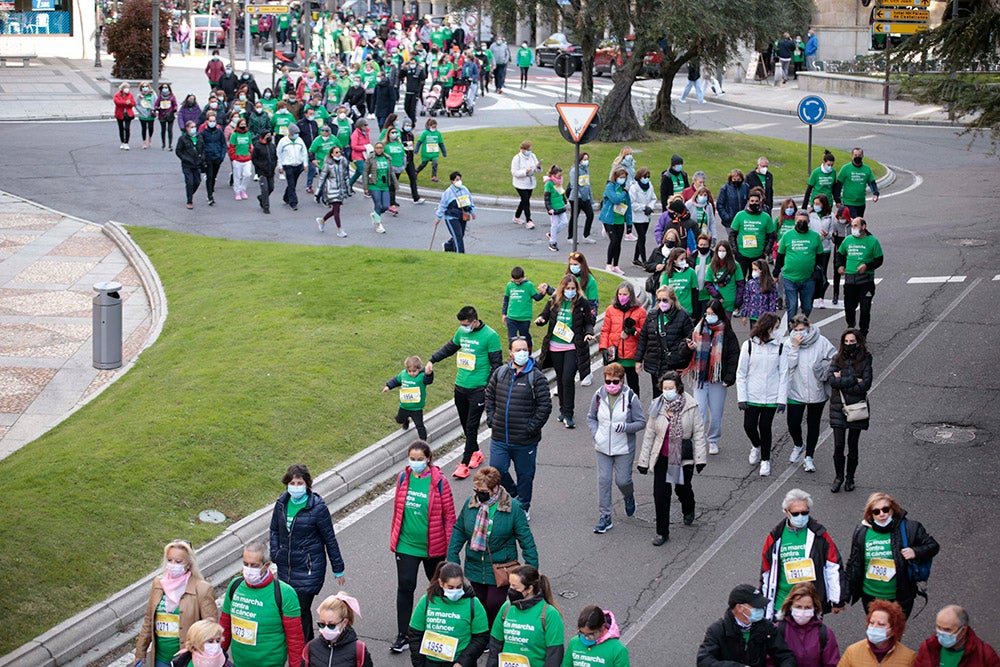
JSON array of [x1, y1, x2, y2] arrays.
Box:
[[604, 379, 622, 385], [656, 298, 671, 303], [872, 507, 892, 515], [787, 510, 809, 517], [317, 622, 342, 629]]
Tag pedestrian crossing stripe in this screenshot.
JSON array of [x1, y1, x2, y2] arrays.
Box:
[[906, 276, 966, 284]]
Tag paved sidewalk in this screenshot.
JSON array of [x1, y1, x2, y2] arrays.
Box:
[[0, 193, 156, 459]]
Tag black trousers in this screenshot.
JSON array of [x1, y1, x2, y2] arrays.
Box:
[[258, 173, 275, 210], [395, 552, 444, 636], [624, 365, 640, 397], [297, 590, 316, 642], [395, 407, 427, 440], [832, 427, 861, 479], [519, 66, 529, 85], [743, 405, 777, 460], [139, 118, 155, 140], [116, 117, 132, 143], [814, 251, 831, 299], [514, 187, 533, 223], [204, 158, 223, 199], [787, 401, 826, 457], [404, 92, 418, 123], [736, 252, 757, 284], [454, 385, 486, 465], [652, 456, 694, 537], [282, 163, 304, 207], [844, 280, 875, 336], [605, 223, 624, 266], [159, 118, 174, 147], [182, 165, 201, 204], [633, 221, 650, 264], [568, 198, 594, 239], [831, 234, 845, 298], [549, 349, 578, 419]]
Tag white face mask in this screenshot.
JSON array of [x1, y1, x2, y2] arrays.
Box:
[[319, 625, 342, 641], [717, 250, 727, 259], [202, 642, 223, 656], [675, 260, 688, 270], [444, 588, 464, 601], [852, 228, 863, 238], [453, 179, 463, 189], [243, 565, 266, 585], [759, 166, 768, 174], [790, 608, 815, 625], [821, 164, 833, 173], [166, 562, 188, 578]]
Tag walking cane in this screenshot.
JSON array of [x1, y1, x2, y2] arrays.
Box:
[[429, 218, 440, 251]]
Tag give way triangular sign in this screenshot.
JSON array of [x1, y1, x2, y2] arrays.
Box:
[[556, 103, 599, 143]]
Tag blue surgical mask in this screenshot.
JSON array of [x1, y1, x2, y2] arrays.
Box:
[[443, 588, 464, 602], [663, 389, 678, 401], [580, 160, 589, 167], [936, 630, 959, 649], [640, 177, 650, 185], [579, 634, 598, 647], [616, 177, 626, 185], [696, 195, 708, 205], [874, 514, 892, 527], [409, 459, 428, 473], [705, 314, 719, 325], [867, 626, 889, 644], [564, 289, 577, 299], [288, 485, 307, 500], [459, 324, 473, 333], [569, 264, 581, 275], [748, 607, 766, 623], [208, 121, 217, 128], [813, 204, 823, 213], [512, 350, 530, 366], [789, 513, 809, 529], [785, 207, 796, 217], [672, 164, 683, 172]]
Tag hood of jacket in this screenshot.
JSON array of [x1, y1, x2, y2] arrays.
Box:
[[511, 592, 546, 612], [598, 610, 621, 644]]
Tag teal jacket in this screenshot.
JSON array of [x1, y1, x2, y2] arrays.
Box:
[[447, 488, 538, 585], [599, 182, 633, 225]]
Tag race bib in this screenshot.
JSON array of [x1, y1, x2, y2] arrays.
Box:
[[231, 616, 258, 646], [404, 140, 415, 151], [553, 320, 574, 343], [499, 653, 531, 667], [154, 611, 180, 638], [456, 351, 476, 370], [783, 558, 816, 584], [613, 202, 628, 215], [159, 100, 171, 109], [456, 194, 471, 208], [742, 234, 758, 249], [426, 142, 439, 154], [400, 387, 421, 404], [578, 174, 590, 186], [419, 630, 459, 661], [866, 558, 896, 582], [279, 125, 289, 136]]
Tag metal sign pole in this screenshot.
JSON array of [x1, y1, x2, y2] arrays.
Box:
[[572, 141, 580, 253], [152, 0, 160, 88], [271, 23, 276, 90], [807, 125, 813, 176], [244, 8, 251, 70]]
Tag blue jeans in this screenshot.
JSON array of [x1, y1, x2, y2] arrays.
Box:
[[506, 318, 532, 351], [694, 381, 728, 446], [681, 78, 704, 102], [371, 189, 390, 217], [783, 277, 815, 320], [306, 161, 317, 188], [489, 439, 538, 510]]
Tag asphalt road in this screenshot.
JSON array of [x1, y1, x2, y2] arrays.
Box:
[[4, 74, 1000, 663]]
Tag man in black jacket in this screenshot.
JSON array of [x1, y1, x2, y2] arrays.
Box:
[[401, 60, 426, 124], [485, 337, 552, 519], [218, 64, 239, 100], [252, 130, 278, 214], [176, 120, 205, 209], [697, 584, 796, 667], [746, 156, 774, 214]]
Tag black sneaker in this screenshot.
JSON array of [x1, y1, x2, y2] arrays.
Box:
[[390, 635, 409, 653]]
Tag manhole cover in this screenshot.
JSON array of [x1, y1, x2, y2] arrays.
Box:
[[913, 423, 976, 444], [559, 590, 579, 599], [199, 509, 227, 524], [944, 238, 989, 247]]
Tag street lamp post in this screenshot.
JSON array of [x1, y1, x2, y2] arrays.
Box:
[[94, 0, 102, 67], [152, 0, 160, 88]]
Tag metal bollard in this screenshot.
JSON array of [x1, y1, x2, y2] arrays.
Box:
[[92, 281, 123, 370]]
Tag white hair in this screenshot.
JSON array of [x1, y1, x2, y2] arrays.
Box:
[[782, 488, 813, 511]]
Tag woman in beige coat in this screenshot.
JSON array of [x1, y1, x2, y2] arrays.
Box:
[[134, 540, 218, 666], [637, 370, 708, 546]]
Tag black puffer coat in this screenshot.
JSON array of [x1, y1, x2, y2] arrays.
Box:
[[696, 611, 795, 667], [270, 491, 345, 594], [635, 307, 694, 377], [303, 625, 373, 667], [828, 350, 873, 430], [485, 359, 552, 446], [536, 296, 595, 376]]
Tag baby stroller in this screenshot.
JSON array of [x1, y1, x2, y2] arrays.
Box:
[[446, 79, 474, 117], [422, 82, 445, 117]]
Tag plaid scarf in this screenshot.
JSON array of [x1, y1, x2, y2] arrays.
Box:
[[693, 322, 725, 388], [470, 487, 501, 552], [659, 393, 687, 464]]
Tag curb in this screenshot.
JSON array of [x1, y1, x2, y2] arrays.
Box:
[[705, 93, 963, 128]]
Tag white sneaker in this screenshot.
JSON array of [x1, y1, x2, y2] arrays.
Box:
[[581, 373, 593, 386], [759, 461, 771, 477], [582, 236, 597, 244], [119, 143, 125, 150], [803, 456, 816, 472], [623, 232, 637, 242], [789, 445, 804, 463], [316, 217, 326, 232], [123, 144, 130, 151], [611, 266, 625, 275], [749, 447, 761, 465], [815, 298, 825, 309], [375, 223, 386, 234], [709, 442, 719, 455]]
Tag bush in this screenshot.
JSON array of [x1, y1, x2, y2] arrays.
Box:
[[104, 0, 171, 80]]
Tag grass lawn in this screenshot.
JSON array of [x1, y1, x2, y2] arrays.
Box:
[[0, 231, 614, 655], [423, 126, 886, 196]]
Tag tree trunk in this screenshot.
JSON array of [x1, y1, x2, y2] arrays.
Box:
[[598, 63, 649, 142], [578, 31, 595, 102], [648, 60, 691, 135]]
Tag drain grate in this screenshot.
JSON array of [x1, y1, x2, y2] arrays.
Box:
[[559, 590, 579, 599], [912, 423, 976, 445], [199, 509, 227, 523]]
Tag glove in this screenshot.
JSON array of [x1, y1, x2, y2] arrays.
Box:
[[637, 466, 648, 475], [644, 206, 652, 216], [614, 423, 626, 433], [738, 401, 748, 411], [776, 404, 786, 413], [696, 463, 706, 474]]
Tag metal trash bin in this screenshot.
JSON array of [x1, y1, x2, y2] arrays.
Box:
[[93, 281, 123, 369]]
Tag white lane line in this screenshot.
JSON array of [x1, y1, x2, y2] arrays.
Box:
[[856, 134, 877, 140], [499, 88, 534, 98], [876, 164, 922, 200], [621, 277, 984, 646], [907, 276, 967, 284], [994, 275, 1000, 281], [723, 122, 779, 132]]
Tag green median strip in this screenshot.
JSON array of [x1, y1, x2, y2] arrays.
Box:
[[0, 229, 615, 655]]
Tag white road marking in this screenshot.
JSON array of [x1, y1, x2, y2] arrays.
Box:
[[874, 164, 922, 200], [621, 276, 984, 646], [906, 276, 967, 284], [993, 275, 1000, 281], [498, 88, 533, 98], [722, 122, 779, 132], [856, 134, 877, 140]]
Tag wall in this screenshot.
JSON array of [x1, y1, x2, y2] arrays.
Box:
[[0, 0, 95, 58]]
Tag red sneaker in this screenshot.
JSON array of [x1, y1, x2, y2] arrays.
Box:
[[453, 463, 470, 479], [469, 450, 485, 469]]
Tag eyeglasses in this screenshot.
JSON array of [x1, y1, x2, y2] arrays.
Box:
[[656, 298, 671, 303], [787, 510, 809, 517], [317, 622, 342, 629], [171, 539, 192, 546], [604, 379, 622, 385], [872, 507, 892, 515]]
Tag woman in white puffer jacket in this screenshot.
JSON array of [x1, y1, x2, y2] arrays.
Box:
[[510, 139, 542, 229], [784, 313, 836, 474], [736, 311, 789, 478]]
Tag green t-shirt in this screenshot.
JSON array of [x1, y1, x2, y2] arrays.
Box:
[[562, 635, 630, 667], [419, 129, 443, 161], [308, 104, 330, 122], [309, 135, 338, 166], [396, 470, 431, 556], [778, 229, 823, 282], [260, 97, 278, 115], [277, 13, 289, 28], [517, 47, 533, 67], [838, 235, 883, 276], [154, 595, 181, 664], [222, 577, 301, 667], [731, 211, 776, 258], [807, 166, 838, 203], [361, 69, 378, 89], [385, 140, 406, 168], [837, 163, 876, 206], [334, 117, 352, 147], [410, 593, 489, 663], [775, 524, 811, 611], [451, 324, 502, 389], [272, 111, 294, 136], [396, 370, 428, 411], [491, 601, 565, 667], [430, 29, 446, 48], [776, 218, 796, 244], [862, 527, 897, 599], [580, 275, 598, 304], [229, 131, 253, 158], [705, 264, 745, 313], [505, 280, 539, 321], [552, 301, 574, 344], [369, 155, 391, 191], [438, 62, 455, 83], [660, 267, 698, 314], [544, 180, 566, 211], [939, 647, 966, 667], [286, 494, 307, 531]]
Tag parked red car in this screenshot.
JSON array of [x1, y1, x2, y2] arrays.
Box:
[[593, 35, 662, 78]]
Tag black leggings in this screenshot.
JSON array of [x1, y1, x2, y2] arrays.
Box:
[[395, 553, 443, 636], [116, 117, 132, 143], [633, 221, 650, 264], [832, 427, 861, 479], [623, 365, 640, 397], [514, 187, 534, 223], [569, 198, 594, 239], [159, 119, 174, 147], [605, 223, 624, 266], [520, 66, 529, 85], [296, 590, 316, 642], [139, 118, 155, 140], [743, 405, 777, 461], [787, 401, 826, 456], [454, 385, 486, 465], [549, 349, 578, 419], [831, 234, 844, 297], [844, 281, 876, 336]]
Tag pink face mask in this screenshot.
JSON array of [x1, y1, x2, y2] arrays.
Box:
[[191, 644, 226, 667], [617, 294, 629, 306], [605, 381, 622, 395]]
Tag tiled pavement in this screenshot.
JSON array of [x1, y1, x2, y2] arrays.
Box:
[[0, 193, 153, 459]]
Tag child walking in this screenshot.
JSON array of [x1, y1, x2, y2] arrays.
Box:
[[502, 266, 547, 350], [383, 355, 434, 440], [740, 258, 779, 327], [543, 165, 569, 252], [414, 118, 446, 182]]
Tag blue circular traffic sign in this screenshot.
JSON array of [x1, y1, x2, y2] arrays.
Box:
[[797, 95, 827, 125]]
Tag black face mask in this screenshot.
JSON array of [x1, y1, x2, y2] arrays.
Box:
[[852, 157, 863, 166], [843, 343, 858, 355], [795, 221, 809, 233], [475, 490, 491, 502], [507, 588, 525, 603], [698, 247, 710, 255], [732, 180, 743, 187], [748, 203, 762, 214]]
